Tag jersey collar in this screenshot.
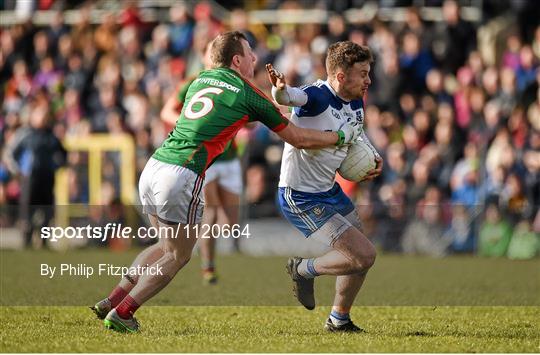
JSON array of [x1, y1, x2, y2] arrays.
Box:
[[322, 80, 351, 105], [215, 67, 242, 78]]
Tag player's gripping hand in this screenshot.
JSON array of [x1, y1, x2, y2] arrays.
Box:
[[336, 120, 362, 146], [266, 63, 286, 90], [361, 157, 384, 181]]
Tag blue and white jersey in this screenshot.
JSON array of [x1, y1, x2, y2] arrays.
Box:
[[278, 80, 365, 193]]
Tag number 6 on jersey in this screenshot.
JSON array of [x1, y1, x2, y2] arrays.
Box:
[[184, 87, 224, 119]]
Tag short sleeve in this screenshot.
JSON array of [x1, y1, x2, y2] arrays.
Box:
[[294, 84, 330, 117]]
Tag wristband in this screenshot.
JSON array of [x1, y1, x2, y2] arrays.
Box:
[[336, 130, 345, 146]]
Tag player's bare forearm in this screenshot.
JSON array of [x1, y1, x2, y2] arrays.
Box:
[[277, 124, 340, 149], [297, 129, 341, 149]]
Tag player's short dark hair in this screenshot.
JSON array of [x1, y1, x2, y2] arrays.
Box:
[[325, 41, 373, 75], [210, 31, 248, 68]]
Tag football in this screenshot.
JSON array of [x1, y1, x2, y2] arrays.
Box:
[[337, 139, 378, 182]]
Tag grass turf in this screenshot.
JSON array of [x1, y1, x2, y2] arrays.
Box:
[[1, 306, 538, 352], [0, 250, 539, 352]]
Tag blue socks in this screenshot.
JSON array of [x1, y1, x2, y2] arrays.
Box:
[[330, 309, 350, 326]]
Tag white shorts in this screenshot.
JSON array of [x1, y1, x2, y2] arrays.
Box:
[[139, 158, 205, 224], [204, 158, 243, 195]]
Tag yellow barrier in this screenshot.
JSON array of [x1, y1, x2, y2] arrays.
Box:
[[54, 134, 136, 227]]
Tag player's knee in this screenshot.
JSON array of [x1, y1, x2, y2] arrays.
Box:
[[351, 246, 376, 272], [162, 249, 191, 269], [363, 247, 377, 270]]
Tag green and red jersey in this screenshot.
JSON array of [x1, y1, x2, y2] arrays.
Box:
[[174, 76, 237, 162], [153, 67, 288, 175]]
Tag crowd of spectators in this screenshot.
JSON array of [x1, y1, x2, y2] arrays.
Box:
[[0, 0, 538, 257]]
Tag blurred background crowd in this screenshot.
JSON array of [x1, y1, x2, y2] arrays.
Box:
[[0, 0, 539, 258]]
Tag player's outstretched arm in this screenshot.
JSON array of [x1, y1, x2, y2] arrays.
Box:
[[250, 72, 358, 148], [266, 63, 308, 107], [276, 121, 360, 149]]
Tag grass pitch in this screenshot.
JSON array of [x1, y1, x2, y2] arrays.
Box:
[[0, 249, 539, 352], [1, 306, 538, 352]]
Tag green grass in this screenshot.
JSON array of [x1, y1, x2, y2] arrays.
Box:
[[1, 250, 539, 306], [1, 306, 538, 352], [0, 250, 539, 352]]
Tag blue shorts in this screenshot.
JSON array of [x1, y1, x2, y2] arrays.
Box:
[[278, 184, 356, 239]]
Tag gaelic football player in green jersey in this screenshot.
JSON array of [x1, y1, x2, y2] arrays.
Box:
[[161, 43, 238, 285], [92, 31, 363, 333]]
